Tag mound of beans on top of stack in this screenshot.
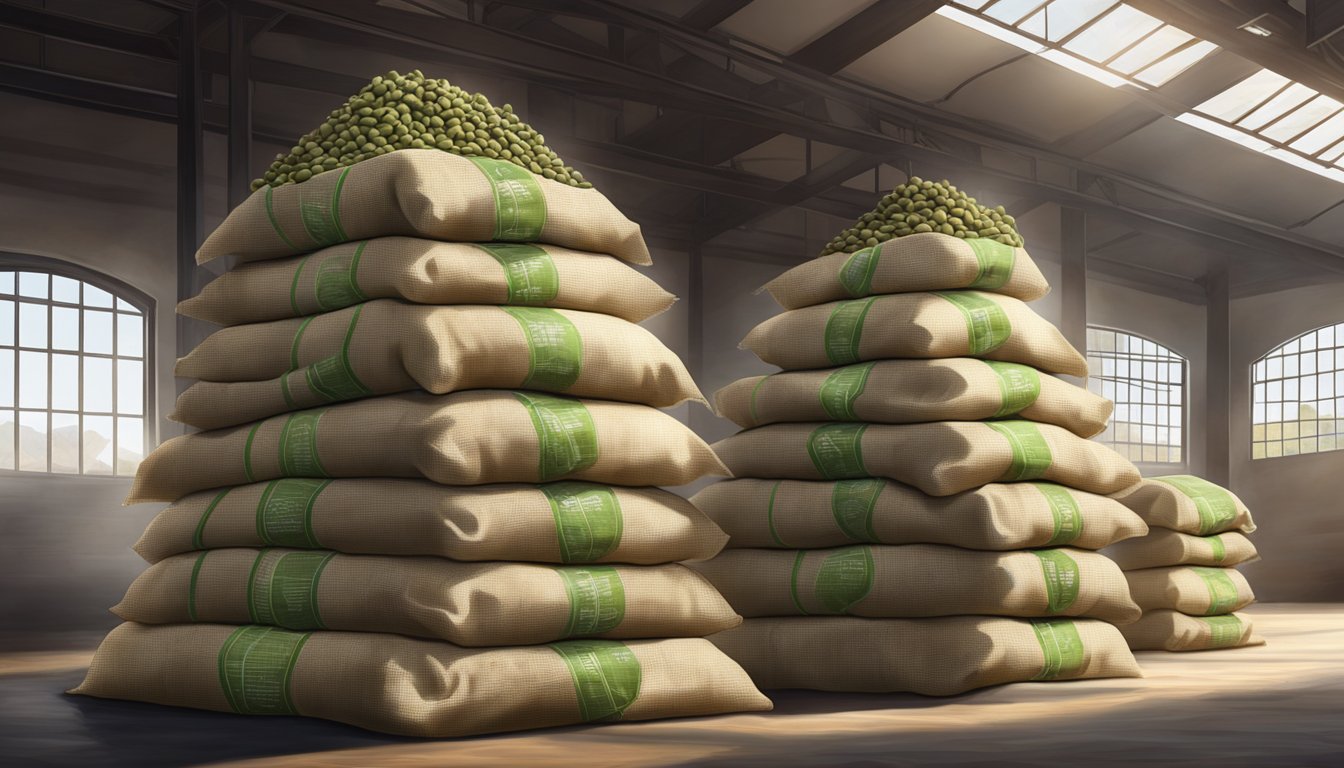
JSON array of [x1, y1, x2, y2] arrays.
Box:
[[820, 177, 1024, 257]]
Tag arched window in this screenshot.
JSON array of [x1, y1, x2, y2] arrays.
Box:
[[1086, 326, 1187, 464], [1, 254, 154, 476], [1252, 322, 1342, 459]]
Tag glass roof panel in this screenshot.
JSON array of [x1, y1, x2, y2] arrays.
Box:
[[952, 0, 995, 9], [1133, 39, 1218, 86], [1289, 109, 1344, 155], [1019, 7, 1047, 36], [984, 0, 1045, 25], [1042, 0, 1116, 42], [1063, 5, 1163, 62], [1108, 25, 1193, 74], [1260, 95, 1344, 143], [1195, 69, 1291, 122], [1236, 83, 1317, 130]]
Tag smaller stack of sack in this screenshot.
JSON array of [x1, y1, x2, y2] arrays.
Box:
[[1107, 476, 1264, 652], [691, 227, 1149, 696]]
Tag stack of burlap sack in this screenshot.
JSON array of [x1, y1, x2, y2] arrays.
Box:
[[1107, 476, 1264, 652], [72, 149, 771, 736], [690, 233, 1151, 695]]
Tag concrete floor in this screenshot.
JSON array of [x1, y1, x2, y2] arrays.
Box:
[[1, 604, 1341, 768]]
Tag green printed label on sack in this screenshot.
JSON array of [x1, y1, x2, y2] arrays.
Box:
[[1154, 475, 1238, 535], [1201, 614, 1244, 648], [1208, 534, 1227, 563], [823, 297, 877, 366], [1031, 619, 1085, 680], [477, 243, 559, 304], [837, 246, 880, 296], [807, 423, 869, 480], [965, 238, 1016, 291], [277, 410, 328, 477], [984, 360, 1040, 418], [217, 626, 312, 716], [810, 546, 874, 615], [556, 566, 626, 637], [935, 291, 1011, 355], [312, 242, 367, 311], [1033, 549, 1080, 614], [255, 479, 328, 549], [248, 550, 335, 629], [986, 421, 1053, 482], [297, 305, 371, 404], [831, 478, 884, 542], [543, 482, 623, 563], [515, 392, 599, 481], [819, 363, 875, 421], [550, 640, 642, 722], [503, 307, 583, 391], [1031, 482, 1084, 547], [297, 166, 351, 248], [1192, 567, 1240, 615], [468, 156, 547, 241]]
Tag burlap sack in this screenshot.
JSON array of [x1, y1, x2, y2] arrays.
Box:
[[179, 238, 674, 327], [690, 545, 1139, 623], [1124, 566, 1255, 615], [196, 150, 651, 266], [129, 391, 727, 504], [742, 291, 1087, 376], [764, 233, 1050, 309], [1111, 476, 1256, 535], [173, 301, 702, 430], [710, 616, 1141, 695], [73, 623, 772, 737], [1104, 529, 1258, 570], [716, 358, 1110, 437], [712, 420, 1140, 497], [692, 478, 1146, 551], [1119, 610, 1264, 652], [136, 479, 726, 565], [114, 549, 738, 646]]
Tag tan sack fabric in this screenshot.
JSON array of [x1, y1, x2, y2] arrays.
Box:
[[1119, 610, 1264, 652], [197, 150, 651, 266], [1111, 476, 1256, 535], [712, 420, 1140, 497], [136, 479, 726, 565], [692, 478, 1146, 552], [129, 391, 727, 504], [73, 623, 772, 737], [179, 237, 674, 327], [764, 233, 1050, 309], [710, 616, 1141, 695], [690, 545, 1139, 624], [1104, 529, 1258, 570], [173, 301, 702, 430], [115, 549, 738, 646], [716, 358, 1110, 437], [742, 291, 1087, 376], [1125, 566, 1255, 615]]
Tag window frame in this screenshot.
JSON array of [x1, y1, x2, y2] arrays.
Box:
[[1, 251, 157, 478], [1085, 324, 1189, 467], [1250, 321, 1344, 461]]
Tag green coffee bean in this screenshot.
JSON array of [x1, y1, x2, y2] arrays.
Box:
[[818, 176, 1025, 256]]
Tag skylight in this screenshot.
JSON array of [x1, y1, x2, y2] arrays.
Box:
[[943, 0, 1219, 88]]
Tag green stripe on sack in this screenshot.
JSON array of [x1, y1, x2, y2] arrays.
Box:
[[965, 238, 1016, 291], [502, 307, 583, 391], [1031, 619, 1086, 680], [247, 550, 335, 629], [1031, 482, 1084, 547], [1033, 549, 1081, 614], [830, 478, 883, 542], [823, 297, 877, 366], [549, 639, 642, 722], [748, 374, 773, 426], [1191, 567, 1240, 615], [476, 243, 559, 304], [313, 241, 368, 312], [302, 304, 372, 403], [818, 363, 875, 421], [1208, 534, 1227, 563], [984, 361, 1040, 418], [542, 482, 623, 563], [837, 246, 880, 296], [277, 411, 328, 477], [243, 422, 263, 483], [1154, 475, 1238, 535], [255, 479, 328, 549], [264, 186, 298, 252], [288, 253, 315, 317], [187, 551, 209, 622], [217, 625, 311, 716], [806, 423, 869, 480], [935, 291, 1011, 355], [986, 421, 1053, 482], [811, 546, 874, 615], [192, 488, 232, 550], [297, 166, 350, 248], [515, 392, 599, 481], [468, 156, 547, 241], [765, 480, 786, 547], [1201, 614, 1244, 648], [556, 566, 626, 637]]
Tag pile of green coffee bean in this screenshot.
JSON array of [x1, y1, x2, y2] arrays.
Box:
[[251, 69, 590, 191], [820, 177, 1024, 255]]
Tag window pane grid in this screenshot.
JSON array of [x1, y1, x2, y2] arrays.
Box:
[[1087, 327, 1186, 465], [1252, 323, 1344, 460]]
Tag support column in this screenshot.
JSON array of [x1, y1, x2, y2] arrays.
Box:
[[1206, 263, 1231, 485], [227, 3, 252, 210], [176, 6, 206, 393], [1060, 207, 1088, 383]]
